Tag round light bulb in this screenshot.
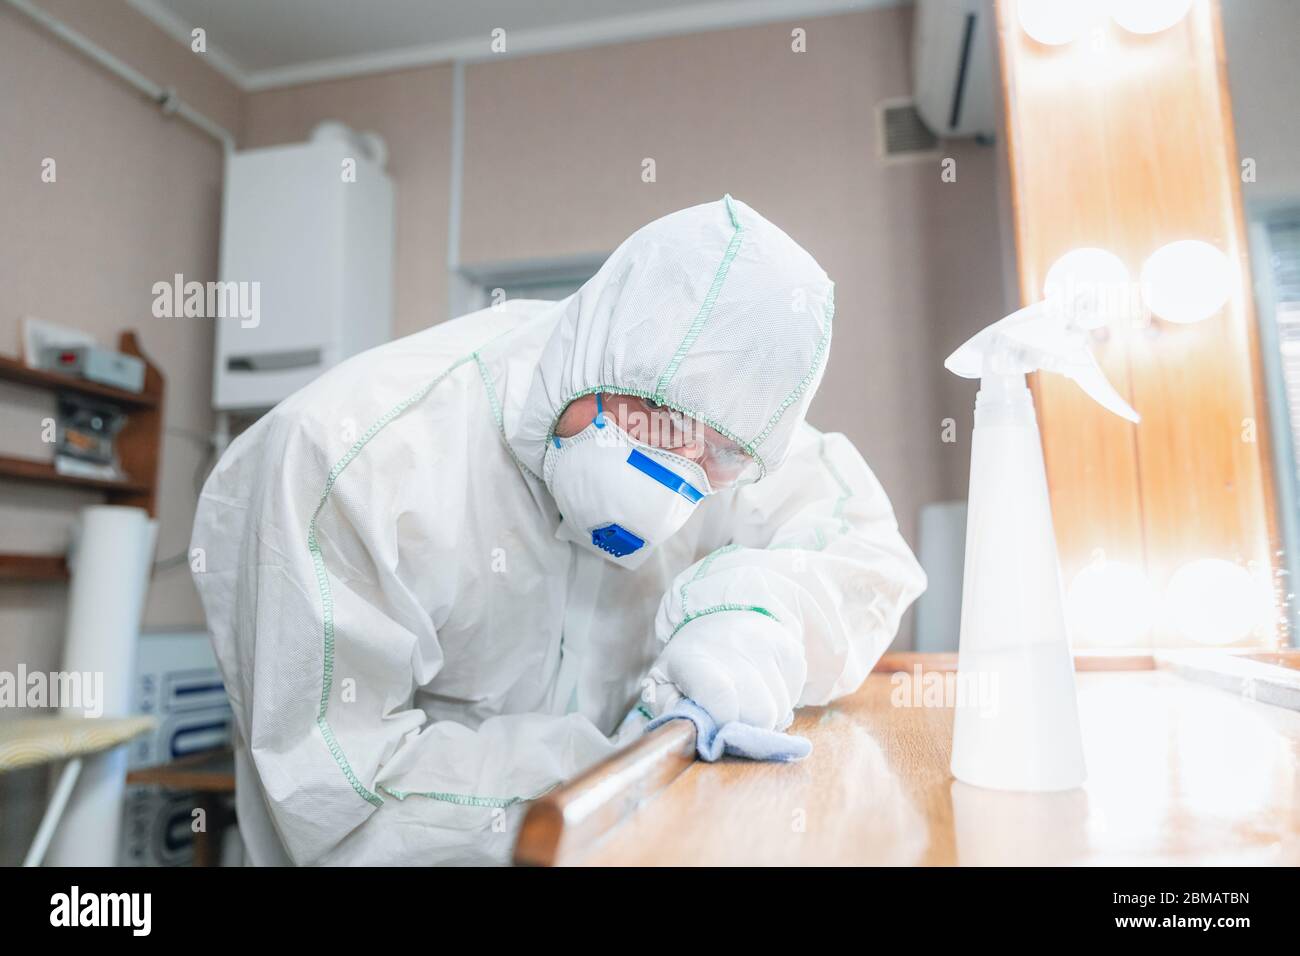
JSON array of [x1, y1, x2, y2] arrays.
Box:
[[1164, 559, 1265, 645], [1067, 560, 1155, 646], [1109, 0, 1194, 35], [1044, 247, 1132, 330], [1017, 0, 1101, 46], [1140, 240, 1233, 324]]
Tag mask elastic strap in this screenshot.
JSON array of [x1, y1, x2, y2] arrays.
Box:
[[551, 393, 607, 449]]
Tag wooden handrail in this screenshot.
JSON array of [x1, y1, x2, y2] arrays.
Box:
[[513, 719, 696, 866]]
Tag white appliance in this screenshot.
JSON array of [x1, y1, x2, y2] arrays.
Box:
[[119, 630, 233, 867], [214, 122, 395, 410], [912, 0, 996, 140]]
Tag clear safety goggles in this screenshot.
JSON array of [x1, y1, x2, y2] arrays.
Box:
[[598, 394, 762, 488]]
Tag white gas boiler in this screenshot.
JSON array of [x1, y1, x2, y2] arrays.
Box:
[[213, 122, 395, 411]]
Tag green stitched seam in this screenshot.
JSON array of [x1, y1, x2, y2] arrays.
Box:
[[377, 782, 557, 809], [473, 353, 541, 482], [308, 354, 477, 808], [652, 194, 744, 398], [544, 384, 767, 477], [635, 702, 654, 720], [678, 543, 740, 617], [309, 349, 538, 811], [667, 603, 780, 642], [747, 283, 835, 453]]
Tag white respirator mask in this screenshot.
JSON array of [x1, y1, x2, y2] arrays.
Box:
[[543, 394, 712, 570]]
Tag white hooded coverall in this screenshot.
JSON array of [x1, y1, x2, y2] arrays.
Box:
[[191, 196, 926, 865]]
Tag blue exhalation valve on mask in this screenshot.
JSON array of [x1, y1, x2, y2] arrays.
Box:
[[584, 451, 703, 559], [590, 523, 645, 557]]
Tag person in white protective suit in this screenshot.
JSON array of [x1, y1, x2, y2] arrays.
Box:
[[191, 195, 926, 865]]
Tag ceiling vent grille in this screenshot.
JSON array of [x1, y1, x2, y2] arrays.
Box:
[[877, 99, 941, 163]]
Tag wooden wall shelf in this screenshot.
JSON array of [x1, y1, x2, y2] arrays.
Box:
[[0, 331, 164, 582], [0, 554, 69, 581], [0, 455, 150, 495], [0, 354, 158, 409]]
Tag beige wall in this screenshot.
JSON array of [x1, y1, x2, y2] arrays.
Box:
[[241, 65, 455, 338], [0, 0, 241, 624], [0, 0, 241, 863], [460, 6, 1006, 552], [240, 5, 1008, 567]]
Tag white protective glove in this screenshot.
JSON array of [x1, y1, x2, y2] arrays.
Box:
[[646, 610, 808, 732]]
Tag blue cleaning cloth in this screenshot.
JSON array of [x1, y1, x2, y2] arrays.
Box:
[[645, 698, 812, 763]]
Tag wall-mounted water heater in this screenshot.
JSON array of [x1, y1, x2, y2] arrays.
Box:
[[213, 122, 394, 411]]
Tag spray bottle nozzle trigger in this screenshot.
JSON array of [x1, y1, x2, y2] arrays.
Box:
[[946, 301, 1140, 424]]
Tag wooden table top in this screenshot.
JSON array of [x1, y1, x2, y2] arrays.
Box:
[[574, 671, 1300, 865]]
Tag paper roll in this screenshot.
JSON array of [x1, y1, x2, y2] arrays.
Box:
[[60, 505, 157, 718], [45, 505, 157, 866]]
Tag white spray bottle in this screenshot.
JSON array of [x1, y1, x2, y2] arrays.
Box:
[[945, 296, 1139, 791]]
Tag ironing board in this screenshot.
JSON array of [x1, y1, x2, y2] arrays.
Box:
[[0, 715, 155, 866]]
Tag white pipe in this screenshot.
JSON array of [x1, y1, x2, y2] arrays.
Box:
[[447, 60, 465, 273], [23, 756, 83, 867], [5, 0, 234, 150], [446, 59, 474, 319]]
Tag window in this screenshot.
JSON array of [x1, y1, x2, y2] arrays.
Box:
[[1251, 212, 1300, 643]]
